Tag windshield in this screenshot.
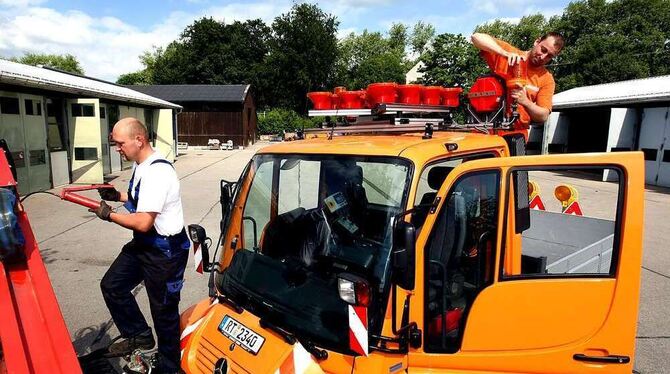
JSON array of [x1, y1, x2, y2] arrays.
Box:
[[217, 154, 411, 355]]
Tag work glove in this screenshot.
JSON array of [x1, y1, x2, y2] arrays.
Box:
[[89, 201, 113, 221], [98, 186, 121, 202]]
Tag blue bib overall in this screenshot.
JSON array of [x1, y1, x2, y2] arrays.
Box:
[[124, 159, 190, 257], [101, 158, 189, 372]]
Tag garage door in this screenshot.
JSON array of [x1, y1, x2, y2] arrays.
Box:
[[639, 107, 670, 187]]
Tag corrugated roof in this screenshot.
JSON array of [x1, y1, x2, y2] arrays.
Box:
[[0, 59, 181, 109], [553, 74, 670, 109], [127, 85, 250, 103]]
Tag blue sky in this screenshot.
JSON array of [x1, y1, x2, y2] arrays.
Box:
[[0, 0, 571, 81]]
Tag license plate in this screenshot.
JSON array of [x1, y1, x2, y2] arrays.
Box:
[[218, 315, 265, 355]]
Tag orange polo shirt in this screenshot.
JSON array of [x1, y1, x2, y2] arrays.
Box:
[[480, 38, 555, 127]]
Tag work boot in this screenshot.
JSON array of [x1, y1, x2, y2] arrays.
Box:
[[104, 330, 155, 358]]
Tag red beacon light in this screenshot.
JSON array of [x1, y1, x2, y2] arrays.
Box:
[[467, 76, 504, 113]]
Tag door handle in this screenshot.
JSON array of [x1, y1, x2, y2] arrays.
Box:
[[573, 353, 630, 364]]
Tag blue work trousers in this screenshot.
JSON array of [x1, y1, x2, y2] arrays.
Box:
[[100, 236, 188, 372]]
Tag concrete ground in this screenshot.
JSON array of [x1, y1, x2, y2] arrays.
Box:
[[20, 142, 670, 373]]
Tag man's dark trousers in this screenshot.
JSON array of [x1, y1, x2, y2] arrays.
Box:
[[101, 239, 188, 372]]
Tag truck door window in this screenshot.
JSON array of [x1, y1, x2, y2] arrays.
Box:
[[413, 153, 496, 229], [359, 161, 407, 206], [503, 167, 622, 277], [242, 160, 273, 249], [424, 170, 500, 353], [278, 159, 320, 214]]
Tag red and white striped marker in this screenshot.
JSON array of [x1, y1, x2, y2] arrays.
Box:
[[274, 342, 324, 374], [528, 181, 545, 210], [348, 305, 368, 356], [529, 195, 545, 210], [563, 201, 583, 216], [193, 242, 204, 274], [180, 298, 219, 358]]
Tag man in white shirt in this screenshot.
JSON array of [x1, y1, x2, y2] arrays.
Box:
[[89, 117, 188, 374]]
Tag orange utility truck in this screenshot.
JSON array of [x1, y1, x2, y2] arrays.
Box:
[[178, 81, 644, 374]]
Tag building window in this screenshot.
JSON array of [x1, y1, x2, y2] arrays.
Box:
[[0, 97, 20, 115], [144, 109, 155, 146], [25, 99, 42, 116], [71, 103, 95, 117], [74, 147, 98, 161], [29, 150, 46, 166]]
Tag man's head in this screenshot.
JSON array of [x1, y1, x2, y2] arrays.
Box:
[[111, 117, 150, 162], [529, 32, 564, 67]]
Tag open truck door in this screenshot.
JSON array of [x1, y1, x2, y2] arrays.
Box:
[[409, 152, 644, 373]]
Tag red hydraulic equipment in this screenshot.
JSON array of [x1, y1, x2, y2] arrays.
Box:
[[59, 184, 115, 210], [0, 145, 82, 374]]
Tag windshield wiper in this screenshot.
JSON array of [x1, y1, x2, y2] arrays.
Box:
[[298, 338, 328, 360], [259, 318, 296, 344], [216, 293, 243, 313], [259, 315, 328, 360]]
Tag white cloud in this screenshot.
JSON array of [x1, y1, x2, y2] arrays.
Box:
[[0, 0, 398, 81], [0, 0, 46, 8], [0, 5, 188, 81], [0, 2, 295, 81]]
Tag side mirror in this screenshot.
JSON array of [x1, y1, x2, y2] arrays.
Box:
[[391, 220, 416, 290], [188, 224, 211, 272]]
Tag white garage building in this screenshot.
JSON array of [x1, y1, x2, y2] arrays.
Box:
[[0, 59, 181, 194], [535, 74, 670, 187]]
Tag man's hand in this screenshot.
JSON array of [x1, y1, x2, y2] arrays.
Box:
[[510, 83, 531, 106], [504, 51, 526, 66], [89, 201, 113, 221], [98, 187, 121, 202]]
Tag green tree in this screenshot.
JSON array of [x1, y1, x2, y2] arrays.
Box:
[[389, 23, 408, 52], [116, 50, 158, 84], [419, 33, 487, 88], [410, 21, 436, 56], [334, 26, 410, 90], [266, 3, 339, 111], [10, 53, 84, 75], [550, 0, 670, 91], [474, 14, 548, 50], [257, 108, 321, 135], [118, 17, 272, 105]]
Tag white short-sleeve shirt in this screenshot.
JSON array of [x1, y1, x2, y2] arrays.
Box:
[[129, 150, 184, 236]]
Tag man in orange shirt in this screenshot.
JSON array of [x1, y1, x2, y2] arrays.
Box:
[[471, 32, 564, 127]]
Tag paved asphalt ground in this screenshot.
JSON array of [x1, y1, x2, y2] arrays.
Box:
[[20, 142, 670, 373]]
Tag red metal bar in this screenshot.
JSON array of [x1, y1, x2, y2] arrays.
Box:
[[60, 191, 101, 209], [60, 184, 114, 193], [0, 150, 82, 374]]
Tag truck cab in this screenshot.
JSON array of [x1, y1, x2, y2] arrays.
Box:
[[179, 130, 644, 374]]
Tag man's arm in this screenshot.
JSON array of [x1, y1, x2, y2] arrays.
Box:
[[510, 85, 551, 122], [110, 211, 157, 232], [471, 33, 525, 66]]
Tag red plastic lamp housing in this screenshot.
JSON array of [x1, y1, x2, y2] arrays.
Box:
[[366, 82, 398, 107], [441, 87, 463, 108], [337, 90, 366, 109], [467, 76, 505, 113], [307, 92, 333, 110], [397, 84, 423, 105]]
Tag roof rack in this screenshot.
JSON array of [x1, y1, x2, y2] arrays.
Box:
[[307, 103, 455, 117], [301, 102, 515, 139]]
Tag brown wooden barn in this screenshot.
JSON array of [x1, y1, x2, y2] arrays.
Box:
[[128, 84, 257, 147]]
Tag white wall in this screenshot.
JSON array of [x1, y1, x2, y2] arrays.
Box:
[[542, 111, 570, 154]]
